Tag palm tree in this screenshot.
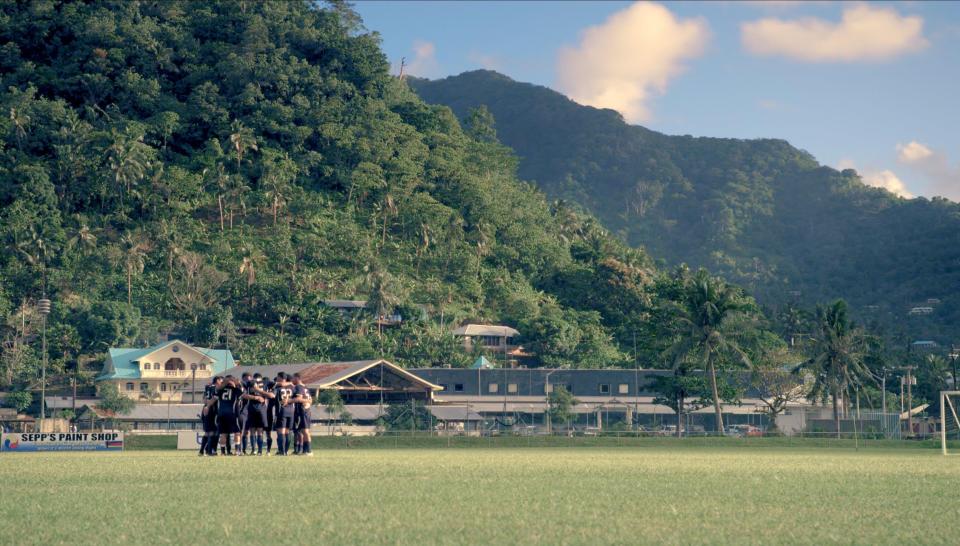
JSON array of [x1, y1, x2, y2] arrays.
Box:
[[378, 193, 397, 248], [415, 222, 432, 275], [664, 269, 753, 434], [106, 132, 151, 211], [9, 107, 29, 149], [204, 164, 230, 231], [66, 218, 98, 255], [117, 231, 153, 307], [263, 173, 290, 226], [799, 300, 870, 438], [366, 263, 403, 340], [228, 120, 257, 172]]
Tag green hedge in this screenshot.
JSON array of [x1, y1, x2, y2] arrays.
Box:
[[124, 434, 177, 451]]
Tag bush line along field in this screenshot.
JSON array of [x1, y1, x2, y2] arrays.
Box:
[[2, 447, 959, 545]]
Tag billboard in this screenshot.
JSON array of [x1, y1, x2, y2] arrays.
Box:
[[1, 432, 123, 452]]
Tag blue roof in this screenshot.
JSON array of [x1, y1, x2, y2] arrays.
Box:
[[470, 356, 495, 369], [97, 341, 235, 380]]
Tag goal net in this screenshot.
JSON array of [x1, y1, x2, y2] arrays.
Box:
[[940, 391, 960, 455]]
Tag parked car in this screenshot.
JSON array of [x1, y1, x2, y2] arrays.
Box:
[[725, 424, 763, 437]]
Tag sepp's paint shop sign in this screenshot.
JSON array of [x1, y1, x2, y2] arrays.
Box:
[[1, 432, 123, 452]]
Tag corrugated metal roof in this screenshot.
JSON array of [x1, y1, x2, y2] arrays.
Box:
[[452, 324, 519, 337], [323, 299, 368, 309], [218, 360, 443, 391]]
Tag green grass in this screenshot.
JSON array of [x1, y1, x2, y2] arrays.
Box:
[[2, 445, 959, 545]]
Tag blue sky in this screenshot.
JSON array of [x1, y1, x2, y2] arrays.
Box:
[[355, 1, 960, 200]]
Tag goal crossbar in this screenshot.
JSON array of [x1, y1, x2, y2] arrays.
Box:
[[940, 391, 960, 455]]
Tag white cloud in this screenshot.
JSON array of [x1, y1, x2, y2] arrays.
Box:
[[836, 158, 857, 171], [895, 141, 960, 200], [862, 169, 914, 198], [556, 2, 709, 123], [896, 141, 934, 163], [741, 4, 928, 62], [839, 159, 913, 198], [403, 40, 440, 78], [757, 98, 781, 111], [468, 51, 502, 71]]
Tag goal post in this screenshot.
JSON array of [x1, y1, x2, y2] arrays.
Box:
[[941, 391, 960, 455]]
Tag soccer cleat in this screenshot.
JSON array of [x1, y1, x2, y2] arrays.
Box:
[[303, 452, 314, 457]]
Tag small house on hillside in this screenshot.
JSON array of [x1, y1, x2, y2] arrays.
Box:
[[323, 299, 426, 327], [452, 324, 519, 352], [908, 307, 934, 316]]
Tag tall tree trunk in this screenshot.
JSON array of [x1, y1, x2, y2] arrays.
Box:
[[707, 356, 724, 435], [127, 268, 132, 307], [832, 390, 840, 439], [218, 195, 224, 231]]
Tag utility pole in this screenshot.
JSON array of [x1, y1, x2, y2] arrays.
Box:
[[398, 57, 407, 80], [905, 366, 915, 438], [191, 364, 197, 404], [37, 298, 51, 431], [881, 369, 887, 415]]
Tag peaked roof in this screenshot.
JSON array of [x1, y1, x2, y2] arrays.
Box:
[[452, 324, 519, 337], [97, 340, 235, 380], [471, 356, 495, 369], [218, 359, 442, 391]]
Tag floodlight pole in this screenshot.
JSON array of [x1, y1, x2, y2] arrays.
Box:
[[941, 392, 947, 456], [37, 298, 51, 431]]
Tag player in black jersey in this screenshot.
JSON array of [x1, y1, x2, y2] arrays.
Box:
[[216, 375, 244, 455], [242, 373, 272, 455], [263, 377, 278, 455], [237, 372, 252, 455], [273, 373, 296, 455], [199, 376, 222, 456], [291, 373, 314, 456]]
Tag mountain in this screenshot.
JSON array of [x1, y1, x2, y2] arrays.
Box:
[[0, 0, 708, 389], [410, 70, 960, 345]]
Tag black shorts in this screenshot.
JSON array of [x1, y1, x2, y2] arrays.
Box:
[[265, 408, 275, 431], [246, 406, 268, 429], [202, 412, 218, 433], [217, 414, 240, 434], [295, 411, 312, 432], [237, 410, 248, 428], [275, 414, 295, 430]]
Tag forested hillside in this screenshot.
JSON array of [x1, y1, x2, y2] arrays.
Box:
[[411, 70, 960, 346], [0, 0, 716, 392]]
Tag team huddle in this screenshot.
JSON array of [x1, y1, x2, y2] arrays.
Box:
[[198, 371, 313, 456]]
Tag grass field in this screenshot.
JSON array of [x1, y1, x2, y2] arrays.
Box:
[[2, 444, 959, 545]]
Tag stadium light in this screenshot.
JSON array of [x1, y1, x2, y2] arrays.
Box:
[[37, 298, 51, 430]]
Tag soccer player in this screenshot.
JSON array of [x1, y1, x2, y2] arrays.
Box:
[[291, 373, 314, 456], [273, 373, 295, 455], [237, 372, 252, 455], [199, 376, 222, 456], [216, 375, 244, 455], [263, 375, 278, 455], [242, 373, 272, 456]]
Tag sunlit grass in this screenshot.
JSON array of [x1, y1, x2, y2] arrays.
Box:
[[1, 446, 958, 545]]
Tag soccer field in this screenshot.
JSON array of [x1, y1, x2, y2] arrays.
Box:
[[2, 445, 959, 545]]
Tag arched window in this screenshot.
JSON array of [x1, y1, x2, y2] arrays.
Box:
[[160, 383, 167, 392], [154, 363, 161, 370], [199, 364, 207, 371], [141, 362, 150, 370], [125, 382, 134, 391], [139, 383, 148, 391]]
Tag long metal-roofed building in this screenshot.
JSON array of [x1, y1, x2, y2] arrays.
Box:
[[413, 368, 776, 431]]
